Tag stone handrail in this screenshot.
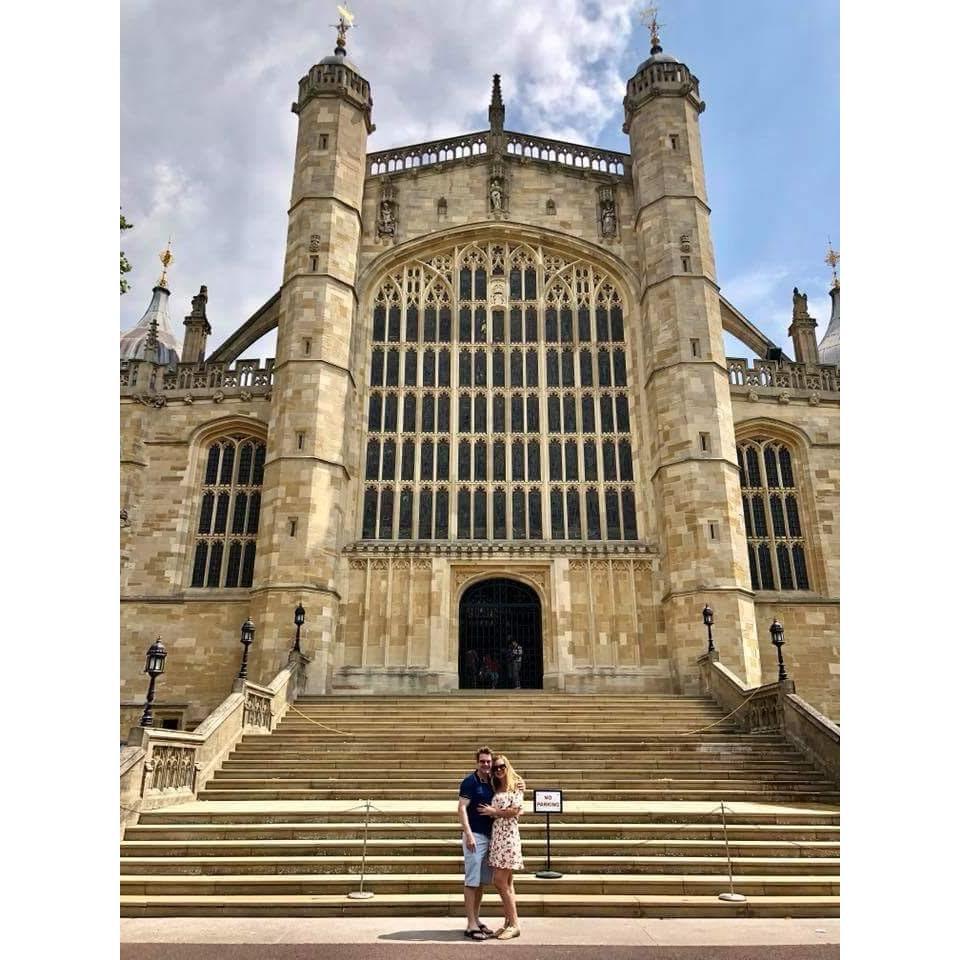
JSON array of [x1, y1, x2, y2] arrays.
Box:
[[697, 652, 839, 784], [119, 653, 308, 833], [727, 357, 840, 395], [120, 358, 275, 404]]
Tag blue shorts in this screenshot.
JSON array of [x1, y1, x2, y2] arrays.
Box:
[[462, 832, 493, 887]]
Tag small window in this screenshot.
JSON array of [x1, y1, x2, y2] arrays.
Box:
[[303, 338, 312, 356], [681, 256, 691, 272], [296, 432, 305, 450], [708, 521, 718, 541], [310, 256, 318, 272], [317, 134, 329, 150], [690, 338, 700, 358], [669, 134, 679, 150], [288, 518, 298, 537], [699, 432, 711, 453], [546, 199, 556, 215]]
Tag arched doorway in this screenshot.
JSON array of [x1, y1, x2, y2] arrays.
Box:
[[459, 578, 543, 689]]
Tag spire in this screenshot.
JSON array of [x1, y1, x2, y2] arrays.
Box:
[[489, 74, 504, 136], [640, 3, 663, 55], [818, 285, 840, 367], [333, 3, 354, 56]]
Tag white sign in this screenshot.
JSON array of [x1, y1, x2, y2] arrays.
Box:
[[534, 789, 563, 814]]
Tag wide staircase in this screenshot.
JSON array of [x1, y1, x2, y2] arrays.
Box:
[[120, 693, 839, 917]]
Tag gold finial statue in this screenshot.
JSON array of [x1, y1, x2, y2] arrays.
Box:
[[640, 3, 663, 52], [333, 3, 355, 52], [825, 239, 840, 290], [157, 239, 174, 288]]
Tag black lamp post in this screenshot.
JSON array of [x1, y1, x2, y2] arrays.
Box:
[[140, 637, 167, 727], [702, 604, 715, 653], [238, 617, 255, 680], [293, 602, 305, 654], [769, 619, 788, 682]]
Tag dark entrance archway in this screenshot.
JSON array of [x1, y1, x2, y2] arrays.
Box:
[[458, 578, 543, 689]]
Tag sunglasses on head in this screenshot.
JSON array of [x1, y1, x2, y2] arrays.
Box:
[[492, 763, 507, 771]]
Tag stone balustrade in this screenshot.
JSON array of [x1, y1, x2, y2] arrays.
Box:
[[727, 357, 839, 396], [367, 128, 628, 179], [119, 654, 308, 832], [697, 652, 839, 783], [120, 358, 274, 405]]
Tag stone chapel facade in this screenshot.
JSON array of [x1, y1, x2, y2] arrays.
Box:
[[120, 28, 840, 734]]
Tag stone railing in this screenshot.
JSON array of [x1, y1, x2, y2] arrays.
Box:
[[368, 131, 489, 176], [504, 130, 628, 177], [367, 128, 628, 179], [727, 358, 840, 396], [119, 653, 308, 833], [120, 358, 274, 405], [697, 652, 839, 784]]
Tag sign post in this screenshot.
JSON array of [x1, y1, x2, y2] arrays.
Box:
[[533, 788, 563, 879]]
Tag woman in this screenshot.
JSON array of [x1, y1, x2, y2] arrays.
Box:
[[480, 754, 525, 939]]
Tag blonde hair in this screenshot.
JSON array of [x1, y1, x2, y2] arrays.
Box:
[[491, 754, 521, 794]]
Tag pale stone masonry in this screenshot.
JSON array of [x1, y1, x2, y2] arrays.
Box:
[[120, 28, 840, 733]]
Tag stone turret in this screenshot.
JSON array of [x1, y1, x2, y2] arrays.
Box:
[[818, 283, 840, 366], [249, 15, 374, 690], [623, 23, 761, 689], [181, 285, 211, 363], [788, 287, 820, 364]]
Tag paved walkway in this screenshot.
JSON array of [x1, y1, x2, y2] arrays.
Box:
[[122, 917, 839, 958]]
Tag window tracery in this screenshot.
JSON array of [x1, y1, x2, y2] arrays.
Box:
[[190, 434, 265, 588], [736, 438, 810, 591], [362, 240, 638, 541]]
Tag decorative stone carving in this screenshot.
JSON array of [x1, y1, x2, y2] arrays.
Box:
[[489, 178, 504, 211], [183, 394, 194, 405], [120, 508, 130, 528], [436, 197, 447, 217], [213, 390, 225, 403], [240, 390, 253, 401], [309, 234, 321, 252], [748, 390, 759, 402], [792, 287, 810, 319], [489, 278, 507, 307], [349, 559, 367, 570], [679, 233, 692, 252], [809, 392, 821, 406], [778, 392, 790, 404], [546, 199, 556, 215]]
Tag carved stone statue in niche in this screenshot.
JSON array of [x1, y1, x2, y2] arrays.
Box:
[[377, 199, 396, 238], [598, 186, 617, 238], [489, 179, 503, 212], [309, 234, 321, 252]]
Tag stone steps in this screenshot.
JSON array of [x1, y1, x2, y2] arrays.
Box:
[[121, 693, 840, 917], [120, 871, 839, 897], [118, 892, 840, 919]]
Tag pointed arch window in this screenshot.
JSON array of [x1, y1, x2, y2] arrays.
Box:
[[737, 438, 811, 591], [190, 434, 265, 588]]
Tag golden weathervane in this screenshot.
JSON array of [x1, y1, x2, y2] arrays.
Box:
[[334, 3, 355, 51], [640, 3, 663, 51], [157, 240, 174, 288], [825, 239, 840, 289]]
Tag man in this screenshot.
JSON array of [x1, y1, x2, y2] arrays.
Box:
[[457, 746, 497, 940]]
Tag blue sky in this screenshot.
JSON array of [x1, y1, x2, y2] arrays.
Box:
[[120, 0, 838, 360]]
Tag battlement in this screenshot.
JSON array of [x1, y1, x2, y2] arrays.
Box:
[[727, 357, 840, 397], [623, 59, 704, 128], [367, 128, 629, 179], [120, 358, 274, 405], [293, 59, 373, 130]]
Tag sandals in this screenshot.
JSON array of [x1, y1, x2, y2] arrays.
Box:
[[464, 929, 488, 941], [478, 924, 495, 937]]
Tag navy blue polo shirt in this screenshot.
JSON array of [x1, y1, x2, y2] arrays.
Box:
[[459, 771, 494, 836]]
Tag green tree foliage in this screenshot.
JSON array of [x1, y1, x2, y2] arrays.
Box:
[[121, 211, 133, 294]]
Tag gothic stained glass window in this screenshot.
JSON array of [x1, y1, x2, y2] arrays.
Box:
[[737, 438, 812, 591], [191, 435, 266, 588], [361, 243, 640, 543]]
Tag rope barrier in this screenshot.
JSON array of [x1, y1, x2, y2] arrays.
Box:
[[285, 702, 355, 736]]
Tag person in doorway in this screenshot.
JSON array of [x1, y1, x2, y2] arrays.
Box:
[[478, 754, 525, 939], [481, 653, 499, 688], [506, 636, 523, 688], [457, 746, 497, 940]]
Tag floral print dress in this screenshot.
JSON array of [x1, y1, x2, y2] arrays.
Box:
[[487, 789, 524, 870]]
